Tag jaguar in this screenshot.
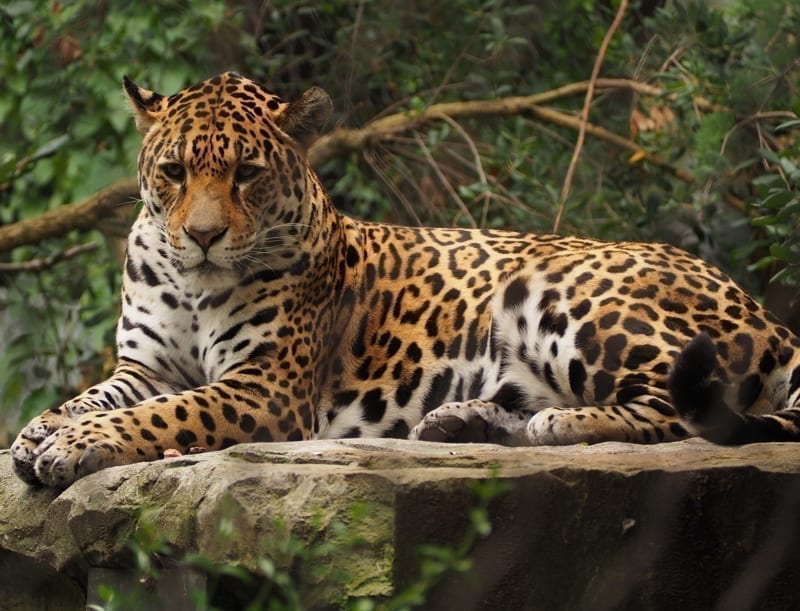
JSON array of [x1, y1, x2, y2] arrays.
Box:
[[11, 72, 800, 488]]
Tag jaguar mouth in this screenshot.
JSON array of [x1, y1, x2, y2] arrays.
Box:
[[173, 257, 234, 278], [195, 260, 225, 275], [172, 252, 251, 281], [182, 259, 243, 290]]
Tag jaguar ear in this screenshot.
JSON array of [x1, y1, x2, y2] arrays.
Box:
[[123, 75, 167, 135], [275, 87, 333, 150]]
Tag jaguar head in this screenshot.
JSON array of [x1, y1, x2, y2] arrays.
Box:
[[123, 72, 332, 285]]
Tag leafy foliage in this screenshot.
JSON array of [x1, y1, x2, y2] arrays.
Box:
[[1, 0, 799, 440], [749, 145, 800, 286], [90, 475, 509, 610], [0, 0, 246, 440]]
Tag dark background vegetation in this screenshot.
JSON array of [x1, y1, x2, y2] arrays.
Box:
[[1, 0, 799, 444]]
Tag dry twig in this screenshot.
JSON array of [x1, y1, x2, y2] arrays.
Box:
[[413, 132, 477, 227], [0, 242, 98, 274], [553, 0, 629, 233]]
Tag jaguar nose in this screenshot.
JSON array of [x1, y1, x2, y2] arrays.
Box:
[[184, 225, 228, 253]]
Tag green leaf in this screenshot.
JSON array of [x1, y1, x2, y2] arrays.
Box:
[[747, 255, 777, 272], [758, 148, 782, 165], [770, 243, 799, 262], [29, 134, 70, 161], [752, 173, 783, 188], [771, 265, 800, 285], [751, 215, 776, 227], [760, 189, 795, 209], [775, 119, 800, 132], [776, 199, 800, 221]]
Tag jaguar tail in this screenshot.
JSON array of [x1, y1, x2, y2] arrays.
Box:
[[668, 333, 800, 443]]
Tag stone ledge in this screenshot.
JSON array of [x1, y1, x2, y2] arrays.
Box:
[[1, 438, 799, 609]]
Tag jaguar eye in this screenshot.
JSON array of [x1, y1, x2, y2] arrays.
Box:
[[160, 162, 186, 182], [234, 164, 261, 183]]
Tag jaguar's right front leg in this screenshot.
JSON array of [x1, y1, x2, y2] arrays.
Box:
[[28, 363, 314, 487], [11, 361, 179, 484]]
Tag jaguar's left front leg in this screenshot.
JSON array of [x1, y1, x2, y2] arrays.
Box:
[[31, 366, 312, 487]]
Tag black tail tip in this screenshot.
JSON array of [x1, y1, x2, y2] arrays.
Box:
[[668, 334, 718, 410], [669, 332, 734, 435], [669, 334, 755, 444], [674, 333, 718, 379]]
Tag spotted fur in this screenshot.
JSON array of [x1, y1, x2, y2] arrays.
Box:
[[11, 72, 800, 487]]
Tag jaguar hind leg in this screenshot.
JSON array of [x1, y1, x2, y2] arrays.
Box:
[[408, 400, 534, 445], [409, 397, 690, 446], [526, 402, 689, 445]]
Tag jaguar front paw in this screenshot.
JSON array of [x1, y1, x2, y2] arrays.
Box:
[[13, 409, 145, 488], [29, 416, 136, 488], [11, 406, 73, 484]]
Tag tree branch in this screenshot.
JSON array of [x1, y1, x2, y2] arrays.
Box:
[[553, 0, 629, 233], [0, 77, 732, 254], [309, 77, 721, 167], [0, 242, 99, 273], [524, 105, 694, 183], [0, 177, 139, 254]]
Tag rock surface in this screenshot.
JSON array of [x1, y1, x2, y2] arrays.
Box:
[[1, 438, 800, 609]]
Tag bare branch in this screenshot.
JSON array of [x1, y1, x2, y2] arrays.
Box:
[[553, 0, 629, 233], [0, 242, 99, 274], [308, 77, 678, 166], [525, 105, 694, 184], [0, 177, 139, 254], [0, 76, 733, 253], [413, 132, 477, 228]]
